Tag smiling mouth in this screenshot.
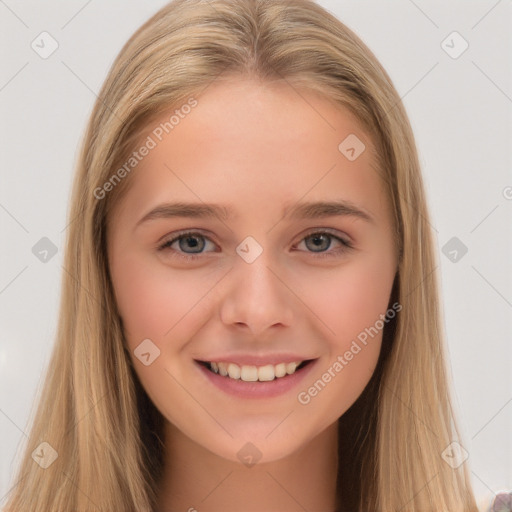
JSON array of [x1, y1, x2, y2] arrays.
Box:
[[197, 359, 315, 382]]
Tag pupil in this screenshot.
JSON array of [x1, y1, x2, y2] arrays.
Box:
[[180, 235, 204, 253], [307, 234, 329, 252]]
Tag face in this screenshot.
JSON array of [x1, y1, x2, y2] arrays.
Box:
[[107, 77, 398, 464]]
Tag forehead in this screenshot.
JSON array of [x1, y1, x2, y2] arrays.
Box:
[[110, 78, 390, 229]]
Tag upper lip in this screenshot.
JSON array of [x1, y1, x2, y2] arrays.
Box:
[[195, 354, 317, 366]]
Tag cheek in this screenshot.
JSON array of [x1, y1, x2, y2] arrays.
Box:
[[110, 252, 207, 346], [109, 253, 210, 418], [296, 263, 390, 421], [293, 248, 395, 414], [299, 253, 395, 344]]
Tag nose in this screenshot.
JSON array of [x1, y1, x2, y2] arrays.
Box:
[[219, 250, 294, 337]]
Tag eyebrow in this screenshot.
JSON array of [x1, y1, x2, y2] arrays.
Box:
[[136, 200, 375, 226], [135, 199, 374, 227]]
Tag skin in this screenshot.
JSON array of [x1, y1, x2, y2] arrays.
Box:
[[107, 76, 398, 512]]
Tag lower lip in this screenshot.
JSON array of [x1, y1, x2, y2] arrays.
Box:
[[195, 360, 318, 399]]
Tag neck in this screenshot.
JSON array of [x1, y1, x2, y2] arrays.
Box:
[[156, 420, 340, 512]]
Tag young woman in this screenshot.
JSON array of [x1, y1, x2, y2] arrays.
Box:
[[4, 0, 480, 510]]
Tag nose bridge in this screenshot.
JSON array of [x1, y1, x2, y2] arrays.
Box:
[[219, 245, 294, 334]]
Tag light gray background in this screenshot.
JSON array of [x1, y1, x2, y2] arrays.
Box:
[[1, 1, 511, 510]]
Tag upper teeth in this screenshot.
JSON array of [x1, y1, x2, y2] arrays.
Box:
[[209, 361, 302, 381]]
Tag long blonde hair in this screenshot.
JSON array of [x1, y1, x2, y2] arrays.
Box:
[[3, 1, 479, 510]]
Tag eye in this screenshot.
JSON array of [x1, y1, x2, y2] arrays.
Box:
[[157, 228, 353, 262], [158, 231, 217, 262], [293, 229, 353, 259]]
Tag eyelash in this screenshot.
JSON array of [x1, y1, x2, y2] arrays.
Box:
[[157, 229, 353, 262]]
